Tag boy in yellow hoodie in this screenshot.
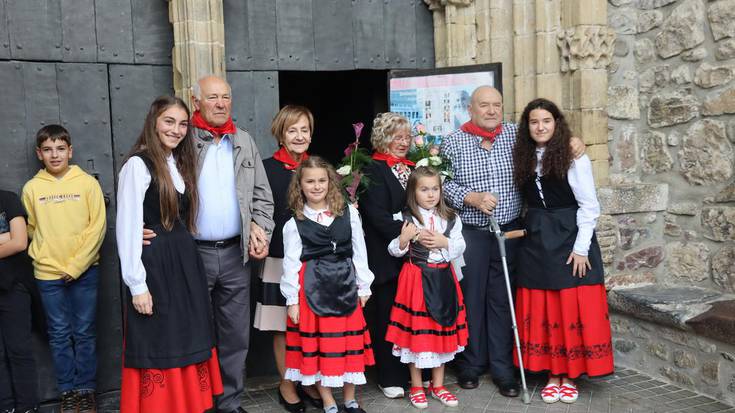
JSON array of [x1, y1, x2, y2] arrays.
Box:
[[22, 125, 105, 413]]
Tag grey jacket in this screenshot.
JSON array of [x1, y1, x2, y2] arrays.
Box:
[[192, 126, 275, 264]]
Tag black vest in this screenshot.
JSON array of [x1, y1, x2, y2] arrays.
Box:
[[295, 207, 357, 317]]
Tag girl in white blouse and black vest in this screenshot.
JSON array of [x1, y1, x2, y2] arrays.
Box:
[[512, 98, 613, 405], [280, 156, 374, 413], [384, 166, 468, 409]]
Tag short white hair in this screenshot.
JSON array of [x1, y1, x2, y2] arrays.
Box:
[[191, 75, 231, 100]]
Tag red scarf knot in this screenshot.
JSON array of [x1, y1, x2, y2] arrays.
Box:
[[461, 121, 503, 145], [191, 110, 237, 138], [273, 147, 308, 170], [372, 152, 416, 168]]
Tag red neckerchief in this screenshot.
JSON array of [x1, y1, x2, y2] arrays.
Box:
[[461, 121, 503, 145], [191, 110, 236, 137], [372, 152, 416, 168], [272, 147, 308, 170]]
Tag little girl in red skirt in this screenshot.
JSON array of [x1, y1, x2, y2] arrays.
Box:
[[280, 157, 375, 413], [385, 166, 468, 409]]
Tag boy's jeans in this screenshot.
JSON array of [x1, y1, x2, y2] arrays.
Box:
[[36, 265, 98, 393]]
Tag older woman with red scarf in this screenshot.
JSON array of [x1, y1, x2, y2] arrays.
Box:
[[359, 112, 422, 399], [255, 105, 323, 413]]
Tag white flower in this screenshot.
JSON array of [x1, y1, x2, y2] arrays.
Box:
[[336, 165, 352, 176], [416, 158, 430, 167], [429, 156, 442, 166]]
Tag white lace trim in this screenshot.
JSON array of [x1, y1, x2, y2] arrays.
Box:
[[284, 368, 366, 387], [392, 346, 465, 369]]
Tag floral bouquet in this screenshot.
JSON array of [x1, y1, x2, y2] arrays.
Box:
[[407, 123, 453, 181], [336, 122, 372, 204]]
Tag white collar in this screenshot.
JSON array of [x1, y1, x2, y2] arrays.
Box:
[[303, 204, 329, 216]]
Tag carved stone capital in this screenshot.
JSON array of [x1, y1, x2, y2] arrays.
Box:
[[557, 26, 616, 72], [423, 0, 474, 11]]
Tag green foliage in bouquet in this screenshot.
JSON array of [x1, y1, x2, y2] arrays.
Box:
[[336, 122, 373, 203], [406, 123, 453, 181]]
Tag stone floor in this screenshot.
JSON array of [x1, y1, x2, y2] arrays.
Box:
[[240, 366, 735, 413], [39, 365, 735, 412]]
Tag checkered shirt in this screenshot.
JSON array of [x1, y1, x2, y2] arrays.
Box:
[[441, 122, 522, 226]]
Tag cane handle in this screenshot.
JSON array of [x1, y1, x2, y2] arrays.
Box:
[[504, 229, 527, 239]]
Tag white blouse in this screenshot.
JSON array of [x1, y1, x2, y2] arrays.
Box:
[[387, 207, 466, 264], [280, 204, 374, 306], [535, 149, 600, 256], [116, 155, 185, 296]]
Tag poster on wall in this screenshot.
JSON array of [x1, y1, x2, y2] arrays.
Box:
[[388, 63, 502, 141]]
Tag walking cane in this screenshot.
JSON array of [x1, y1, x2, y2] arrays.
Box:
[[488, 216, 531, 404]]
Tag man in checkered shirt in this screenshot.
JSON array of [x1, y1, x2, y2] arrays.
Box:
[[442, 86, 584, 398]]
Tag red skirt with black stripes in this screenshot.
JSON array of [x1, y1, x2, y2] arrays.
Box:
[[385, 262, 468, 356], [284, 263, 374, 387]]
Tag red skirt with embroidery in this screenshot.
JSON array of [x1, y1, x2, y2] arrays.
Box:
[[513, 284, 614, 379], [120, 348, 223, 413], [285, 263, 375, 384], [385, 262, 468, 354]]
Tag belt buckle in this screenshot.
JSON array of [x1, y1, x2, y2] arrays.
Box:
[[214, 240, 226, 248]]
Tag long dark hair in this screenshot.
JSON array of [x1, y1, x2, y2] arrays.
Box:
[[124, 95, 199, 232], [405, 166, 455, 226], [513, 98, 574, 187], [287, 156, 345, 220]]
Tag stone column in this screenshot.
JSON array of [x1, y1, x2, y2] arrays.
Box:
[[557, 0, 615, 184], [169, 0, 226, 100], [426, 0, 478, 67]]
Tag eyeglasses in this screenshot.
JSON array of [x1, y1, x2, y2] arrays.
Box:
[[391, 135, 411, 143]]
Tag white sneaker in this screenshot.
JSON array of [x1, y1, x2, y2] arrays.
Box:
[[379, 386, 405, 399]]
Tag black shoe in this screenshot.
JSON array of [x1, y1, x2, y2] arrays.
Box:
[[60, 391, 78, 413], [495, 380, 520, 397], [229, 408, 248, 413], [458, 375, 479, 389], [296, 383, 323, 408], [278, 386, 305, 413]]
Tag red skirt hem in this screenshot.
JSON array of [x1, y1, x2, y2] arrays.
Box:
[[385, 262, 468, 355], [513, 284, 614, 379], [120, 348, 223, 413]]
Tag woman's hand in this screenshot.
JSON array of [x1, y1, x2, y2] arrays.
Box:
[[567, 252, 591, 278], [398, 221, 420, 250], [287, 304, 300, 324], [132, 292, 154, 315], [419, 230, 449, 250], [359, 295, 370, 307]]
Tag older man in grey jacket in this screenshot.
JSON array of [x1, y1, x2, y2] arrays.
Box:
[[191, 75, 274, 413]]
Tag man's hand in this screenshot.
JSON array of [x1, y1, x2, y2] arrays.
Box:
[[418, 230, 449, 250], [249, 222, 269, 259], [142, 227, 157, 246], [465, 192, 497, 215], [132, 291, 154, 315], [570, 136, 586, 159], [287, 304, 299, 324]]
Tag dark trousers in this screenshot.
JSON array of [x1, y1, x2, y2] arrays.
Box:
[[365, 280, 409, 388], [199, 244, 251, 413], [454, 223, 521, 382], [0, 282, 39, 411]]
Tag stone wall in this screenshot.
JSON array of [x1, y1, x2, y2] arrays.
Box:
[[605, 0, 735, 403]]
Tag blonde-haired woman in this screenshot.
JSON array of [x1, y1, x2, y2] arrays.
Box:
[[255, 105, 321, 413], [359, 112, 420, 398]]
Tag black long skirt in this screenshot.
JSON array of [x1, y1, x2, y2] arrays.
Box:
[[124, 222, 215, 369]]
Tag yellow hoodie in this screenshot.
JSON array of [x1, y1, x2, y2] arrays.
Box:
[[22, 165, 106, 280]]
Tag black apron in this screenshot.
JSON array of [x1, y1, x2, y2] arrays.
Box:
[[404, 211, 458, 327], [518, 172, 605, 290], [296, 207, 358, 317]]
